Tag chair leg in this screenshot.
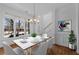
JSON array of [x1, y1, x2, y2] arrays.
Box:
[[24, 48, 32, 55]]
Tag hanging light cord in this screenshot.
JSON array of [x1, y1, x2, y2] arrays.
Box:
[[33, 3, 36, 19]]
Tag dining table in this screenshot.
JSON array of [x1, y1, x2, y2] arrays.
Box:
[[13, 36, 54, 55]]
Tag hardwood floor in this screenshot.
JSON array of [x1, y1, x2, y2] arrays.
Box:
[[47, 44, 78, 55], [0, 44, 78, 55], [10, 43, 19, 48], [0, 47, 4, 55], [0, 43, 19, 55]]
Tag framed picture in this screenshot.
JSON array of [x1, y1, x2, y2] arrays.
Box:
[[58, 20, 71, 32]]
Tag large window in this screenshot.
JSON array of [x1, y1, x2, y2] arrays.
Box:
[[16, 19, 24, 37], [4, 17, 14, 38], [3, 17, 30, 38]]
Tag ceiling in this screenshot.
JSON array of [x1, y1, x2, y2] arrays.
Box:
[[0, 3, 71, 16]]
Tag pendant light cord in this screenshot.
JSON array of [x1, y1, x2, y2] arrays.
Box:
[[33, 3, 36, 18]]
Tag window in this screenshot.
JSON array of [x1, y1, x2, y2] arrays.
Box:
[[4, 17, 14, 38], [3, 16, 30, 38], [16, 19, 24, 37]]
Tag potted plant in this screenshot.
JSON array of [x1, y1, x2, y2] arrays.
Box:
[[68, 30, 76, 50], [31, 32, 37, 37]]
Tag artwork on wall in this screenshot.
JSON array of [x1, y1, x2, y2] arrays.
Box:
[[58, 20, 71, 32]]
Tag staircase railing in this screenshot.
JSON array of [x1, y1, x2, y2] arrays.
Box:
[[43, 22, 53, 30]]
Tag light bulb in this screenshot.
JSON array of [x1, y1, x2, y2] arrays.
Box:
[[29, 19, 33, 22], [34, 19, 37, 22]]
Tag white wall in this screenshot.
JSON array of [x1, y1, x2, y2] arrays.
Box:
[[37, 9, 56, 45], [0, 7, 4, 47], [77, 4, 79, 53], [38, 9, 55, 37], [55, 4, 78, 47]]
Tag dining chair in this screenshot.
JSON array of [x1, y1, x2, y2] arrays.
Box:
[[47, 38, 54, 48], [4, 40, 14, 45], [2, 41, 27, 55], [31, 40, 48, 55]]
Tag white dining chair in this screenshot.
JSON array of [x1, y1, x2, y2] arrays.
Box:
[[31, 40, 48, 55], [47, 38, 54, 48], [3, 41, 27, 55], [4, 40, 14, 45]]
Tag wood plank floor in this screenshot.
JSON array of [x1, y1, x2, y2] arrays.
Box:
[[0, 44, 78, 55], [47, 44, 78, 55], [0, 47, 4, 55], [0, 43, 19, 55]]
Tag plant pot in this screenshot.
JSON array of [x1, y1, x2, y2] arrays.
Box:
[[69, 43, 73, 49], [69, 43, 76, 50]]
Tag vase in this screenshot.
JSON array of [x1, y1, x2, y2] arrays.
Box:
[[69, 43, 73, 49], [69, 43, 76, 50]]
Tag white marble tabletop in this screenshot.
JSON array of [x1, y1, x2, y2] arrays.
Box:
[[13, 36, 53, 50], [13, 39, 36, 49]]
